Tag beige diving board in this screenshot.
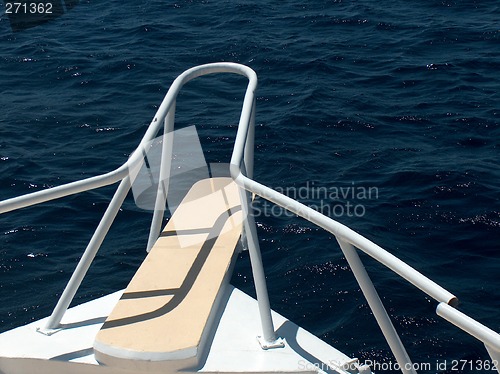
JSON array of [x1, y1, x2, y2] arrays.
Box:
[[94, 177, 244, 372]]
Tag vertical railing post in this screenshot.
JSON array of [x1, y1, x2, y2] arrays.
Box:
[[41, 176, 132, 333], [243, 98, 256, 179], [238, 99, 283, 349], [336, 238, 416, 374], [147, 100, 176, 252], [239, 99, 255, 252], [239, 186, 284, 349]]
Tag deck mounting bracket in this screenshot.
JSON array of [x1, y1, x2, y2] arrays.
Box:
[[256, 335, 285, 350], [36, 326, 62, 336]]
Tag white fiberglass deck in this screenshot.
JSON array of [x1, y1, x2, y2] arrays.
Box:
[[0, 286, 358, 374]]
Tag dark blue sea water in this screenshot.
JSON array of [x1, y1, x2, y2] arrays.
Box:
[[1, 1, 499, 373]]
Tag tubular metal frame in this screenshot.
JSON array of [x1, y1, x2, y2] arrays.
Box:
[[0, 63, 498, 373]]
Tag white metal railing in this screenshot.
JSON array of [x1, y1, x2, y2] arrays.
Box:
[[0, 62, 262, 334], [224, 65, 499, 373], [1, 63, 498, 373]]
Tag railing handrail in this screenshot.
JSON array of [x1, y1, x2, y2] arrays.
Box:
[[1, 63, 498, 372]]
